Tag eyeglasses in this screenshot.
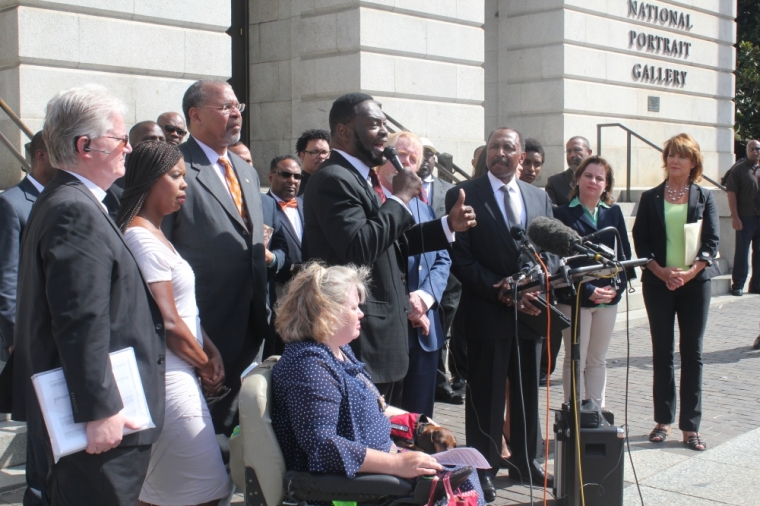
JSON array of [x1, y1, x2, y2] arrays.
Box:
[[200, 103, 246, 114], [159, 124, 187, 137], [276, 170, 302, 180], [104, 135, 129, 146], [303, 149, 330, 158]]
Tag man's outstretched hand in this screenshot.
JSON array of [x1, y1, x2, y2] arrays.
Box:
[[447, 189, 477, 232]]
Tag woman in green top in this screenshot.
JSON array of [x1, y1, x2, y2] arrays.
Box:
[[632, 133, 720, 451]]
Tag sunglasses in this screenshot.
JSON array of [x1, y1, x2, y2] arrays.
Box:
[[160, 124, 187, 137], [276, 170, 302, 180]]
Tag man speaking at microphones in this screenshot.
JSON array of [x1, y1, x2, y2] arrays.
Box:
[[302, 93, 476, 402], [445, 127, 555, 500]]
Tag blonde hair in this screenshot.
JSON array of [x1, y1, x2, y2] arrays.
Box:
[[662, 133, 703, 183], [275, 262, 370, 343], [387, 132, 423, 170]]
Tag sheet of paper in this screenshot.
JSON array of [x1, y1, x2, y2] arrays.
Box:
[[240, 361, 259, 382], [432, 447, 491, 469], [32, 347, 155, 463], [684, 219, 702, 266]]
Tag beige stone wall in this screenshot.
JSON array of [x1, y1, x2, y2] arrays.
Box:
[[249, 0, 485, 179], [488, 0, 736, 192], [0, 0, 231, 189]]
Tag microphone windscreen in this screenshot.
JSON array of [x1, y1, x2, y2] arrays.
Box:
[[527, 216, 581, 257]]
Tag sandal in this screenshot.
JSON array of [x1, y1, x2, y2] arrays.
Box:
[[648, 424, 671, 443], [683, 432, 707, 451]]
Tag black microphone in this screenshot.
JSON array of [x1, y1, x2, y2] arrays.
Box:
[[382, 146, 404, 173], [510, 224, 539, 257], [582, 226, 618, 243], [526, 216, 612, 262]]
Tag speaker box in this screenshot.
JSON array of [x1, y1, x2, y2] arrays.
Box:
[[553, 407, 625, 506]]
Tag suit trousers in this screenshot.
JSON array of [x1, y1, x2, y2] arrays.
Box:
[[45, 445, 151, 506], [642, 279, 710, 432], [731, 215, 760, 291], [400, 336, 439, 418], [557, 304, 618, 408], [466, 336, 541, 475]]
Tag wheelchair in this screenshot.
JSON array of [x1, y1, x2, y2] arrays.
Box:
[[229, 356, 431, 506]]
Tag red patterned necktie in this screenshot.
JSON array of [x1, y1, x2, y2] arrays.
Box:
[[278, 199, 298, 210], [420, 186, 429, 205], [368, 170, 386, 203]]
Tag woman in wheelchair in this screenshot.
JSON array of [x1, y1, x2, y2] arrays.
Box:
[[271, 263, 481, 501]]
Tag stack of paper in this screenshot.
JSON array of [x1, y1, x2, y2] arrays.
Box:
[[32, 347, 155, 462]]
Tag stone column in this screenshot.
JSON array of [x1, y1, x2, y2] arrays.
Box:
[[0, 0, 231, 189], [250, 0, 485, 177], [490, 0, 736, 190]]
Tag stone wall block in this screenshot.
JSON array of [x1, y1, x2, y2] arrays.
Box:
[[16, 8, 79, 65], [252, 0, 280, 24], [291, 58, 315, 97], [360, 9, 426, 56], [0, 10, 19, 63], [503, 10, 564, 49], [426, 19, 484, 63], [360, 52, 395, 94], [248, 103, 263, 141], [260, 100, 293, 140], [251, 61, 281, 103], [260, 18, 292, 62], [249, 23, 261, 64], [298, 14, 338, 55], [394, 58, 457, 98], [311, 53, 361, 96], [184, 29, 231, 78], [278, 61, 292, 101], [133, 0, 229, 29], [456, 65, 484, 102], [335, 8, 360, 51]]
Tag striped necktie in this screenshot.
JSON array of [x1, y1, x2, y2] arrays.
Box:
[[219, 156, 247, 223]]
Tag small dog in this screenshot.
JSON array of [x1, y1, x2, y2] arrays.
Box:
[[390, 413, 457, 454]]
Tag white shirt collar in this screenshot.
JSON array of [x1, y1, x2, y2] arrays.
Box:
[[334, 149, 371, 181], [487, 170, 520, 195], [63, 171, 107, 209], [422, 174, 434, 183], [193, 136, 228, 164], [26, 175, 44, 193]]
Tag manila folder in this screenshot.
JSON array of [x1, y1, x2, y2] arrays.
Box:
[[684, 220, 703, 266], [31, 347, 155, 462]]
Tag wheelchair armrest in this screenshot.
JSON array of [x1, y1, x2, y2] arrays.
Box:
[[283, 471, 416, 502]]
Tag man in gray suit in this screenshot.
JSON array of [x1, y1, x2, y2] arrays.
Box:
[[544, 136, 592, 206], [0, 132, 56, 359], [162, 79, 271, 435]]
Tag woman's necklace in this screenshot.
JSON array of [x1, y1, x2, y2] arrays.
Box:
[[665, 181, 689, 202]]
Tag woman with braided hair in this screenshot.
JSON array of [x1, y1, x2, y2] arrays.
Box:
[[117, 140, 232, 505]]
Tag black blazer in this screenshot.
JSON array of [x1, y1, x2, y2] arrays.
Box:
[[632, 182, 720, 286], [162, 137, 269, 363], [267, 192, 304, 284], [545, 168, 575, 206], [302, 151, 449, 383], [445, 174, 555, 342], [13, 171, 165, 447], [552, 202, 635, 307]]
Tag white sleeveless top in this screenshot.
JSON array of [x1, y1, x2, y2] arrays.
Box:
[[124, 226, 203, 373]]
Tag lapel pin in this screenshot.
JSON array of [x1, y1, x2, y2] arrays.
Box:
[[245, 178, 250, 183]]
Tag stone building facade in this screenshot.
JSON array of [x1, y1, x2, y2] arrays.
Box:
[[0, 0, 736, 191]]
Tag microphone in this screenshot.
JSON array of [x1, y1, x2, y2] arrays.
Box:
[[383, 146, 404, 173], [527, 216, 614, 263], [510, 224, 539, 258]]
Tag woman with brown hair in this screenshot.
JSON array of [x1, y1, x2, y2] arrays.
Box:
[[632, 133, 720, 451]]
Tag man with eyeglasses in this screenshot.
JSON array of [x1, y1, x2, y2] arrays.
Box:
[[726, 139, 760, 298], [12, 85, 166, 505], [295, 129, 331, 196], [162, 79, 270, 436], [545, 136, 593, 206], [157, 111, 188, 146]]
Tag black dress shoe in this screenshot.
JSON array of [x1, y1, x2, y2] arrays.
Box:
[[451, 377, 466, 391], [479, 475, 496, 503], [413, 466, 474, 503], [509, 460, 554, 489], [731, 288, 743, 296], [435, 386, 464, 404]]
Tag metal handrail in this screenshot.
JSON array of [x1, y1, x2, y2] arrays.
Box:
[[0, 98, 33, 172], [384, 112, 471, 183], [597, 123, 725, 201]]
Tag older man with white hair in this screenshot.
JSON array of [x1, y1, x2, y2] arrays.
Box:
[[12, 84, 166, 505]]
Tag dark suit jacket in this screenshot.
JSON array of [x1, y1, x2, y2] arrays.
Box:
[[632, 182, 720, 286], [0, 177, 38, 350], [427, 176, 454, 220], [446, 174, 554, 342], [545, 168, 575, 206], [13, 170, 165, 447], [162, 137, 269, 363], [302, 151, 449, 383], [552, 202, 635, 307], [408, 199, 451, 352], [268, 192, 304, 284]]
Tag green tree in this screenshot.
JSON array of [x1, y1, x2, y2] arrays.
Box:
[[735, 0, 760, 140]]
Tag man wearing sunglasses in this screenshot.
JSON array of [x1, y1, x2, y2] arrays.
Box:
[[161, 79, 270, 436], [157, 111, 188, 146], [268, 155, 304, 283]]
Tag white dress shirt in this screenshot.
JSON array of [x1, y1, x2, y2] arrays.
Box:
[[270, 193, 303, 241], [333, 149, 455, 242], [193, 136, 235, 199], [487, 170, 526, 228], [26, 175, 44, 193], [63, 171, 107, 212]]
